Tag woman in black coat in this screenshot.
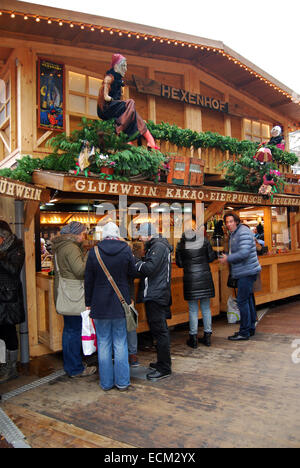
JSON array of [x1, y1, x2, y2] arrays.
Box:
[[176, 227, 217, 348], [0, 221, 25, 383]]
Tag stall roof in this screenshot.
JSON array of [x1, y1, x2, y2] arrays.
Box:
[[1, 0, 300, 127]]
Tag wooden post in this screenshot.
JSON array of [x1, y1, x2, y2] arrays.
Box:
[[24, 202, 38, 353], [184, 69, 202, 132], [289, 210, 298, 250], [16, 48, 35, 155], [147, 68, 156, 123], [263, 207, 273, 251], [224, 94, 231, 137]]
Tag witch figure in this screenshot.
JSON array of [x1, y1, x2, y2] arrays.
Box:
[[97, 54, 159, 149]]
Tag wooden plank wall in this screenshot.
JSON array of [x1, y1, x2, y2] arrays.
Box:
[[0, 36, 293, 165]]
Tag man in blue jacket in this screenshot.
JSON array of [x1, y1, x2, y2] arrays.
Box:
[[136, 223, 173, 381], [219, 213, 261, 341]]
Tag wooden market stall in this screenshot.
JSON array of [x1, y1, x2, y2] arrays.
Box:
[[28, 170, 300, 354], [0, 1, 300, 356], [0, 176, 49, 359]]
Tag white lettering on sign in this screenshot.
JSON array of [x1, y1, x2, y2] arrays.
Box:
[[0, 177, 43, 201], [70, 177, 300, 207]]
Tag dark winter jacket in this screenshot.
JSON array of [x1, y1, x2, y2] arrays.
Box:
[[227, 224, 261, 279], [85, 239, 137, 320], [0, 236, 25, 325], [136, 236, 173, 306], [176, 231, 217, 301]]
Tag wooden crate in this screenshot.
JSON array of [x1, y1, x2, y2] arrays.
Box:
[[188, 157, 205, 186], [167, 156, 204, 186], [167, 155, 189, 185]]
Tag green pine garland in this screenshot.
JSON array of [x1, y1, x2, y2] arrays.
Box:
[[0, 118, 297, 190]]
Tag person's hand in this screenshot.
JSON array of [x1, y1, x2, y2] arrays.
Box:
[[218, 254, 228, 264]]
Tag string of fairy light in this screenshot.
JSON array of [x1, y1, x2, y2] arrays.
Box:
[[1, 8, 300, 129]]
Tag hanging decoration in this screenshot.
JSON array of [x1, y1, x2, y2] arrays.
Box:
[[253, 145, 273, 165], [75, 140, 95, 177], [38, 58, 65, 131], [258, 170, 283, 202]]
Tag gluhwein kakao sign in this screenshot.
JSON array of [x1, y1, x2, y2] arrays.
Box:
[[32, 171, 300, 208], [0, 176, 48, 202]]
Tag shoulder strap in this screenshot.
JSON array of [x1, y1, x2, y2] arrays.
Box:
[[54, 254, 60, 274], [93, 246, 126, 305]]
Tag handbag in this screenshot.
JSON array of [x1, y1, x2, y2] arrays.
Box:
[[81, 309, 97, 355], [54, 255, 86, 316], [94, 247, 138, 332], [0, 339, 5, 364], [227, 274, 238, 289]]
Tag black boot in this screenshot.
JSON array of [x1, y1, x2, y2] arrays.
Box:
[[186, 334, 198, 349], [0, 350, 18, 384], [198, 332, 212, 347]]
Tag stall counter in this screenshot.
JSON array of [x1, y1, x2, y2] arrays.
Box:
[[220, 251, 300, 312], [36, 252, 300, 353], [36, 263, 220, 352]]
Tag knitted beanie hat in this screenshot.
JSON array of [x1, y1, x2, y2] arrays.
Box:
[[102, 222, 120, 239], [60, 221, 86, 235], [0, 221, 12, 239], [138, 223, 157, 238]]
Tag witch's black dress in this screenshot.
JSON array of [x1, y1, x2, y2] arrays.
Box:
[[97, 69, 147, 140]]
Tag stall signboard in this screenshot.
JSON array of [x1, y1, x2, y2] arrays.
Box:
[[133, 75, 229, 113], [32, 171, 300, 208], [38, 58, 65, 131], [0, 176, 48, 202]]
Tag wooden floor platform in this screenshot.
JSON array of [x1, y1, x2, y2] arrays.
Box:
[[1, 299, 300, 448]]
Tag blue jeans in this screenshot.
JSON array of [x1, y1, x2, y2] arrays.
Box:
[[94, 318, 130, 390], [127, 329, 138, 355], [236, 275, 257, 337], [188, 298, 212, 335], [63, 315, 84, 377]]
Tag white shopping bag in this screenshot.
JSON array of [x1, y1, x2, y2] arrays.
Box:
[[81, 310, 97, 355], [0, 339, 6, 363], [227, 296, 240, 324]]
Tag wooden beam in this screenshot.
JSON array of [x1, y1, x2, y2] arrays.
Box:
[[203, 201, 226, 223], [36, 130, 53, 148], [289, 211, 298, 250], [236, 77, 256, 88], [24, 200, 40, 229], [294, 213, 300, 225], [24, 208, 38, 353], [0, 129, 10, 152]]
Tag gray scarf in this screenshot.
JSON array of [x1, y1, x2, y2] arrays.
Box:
[[0, 230, 15, 254]]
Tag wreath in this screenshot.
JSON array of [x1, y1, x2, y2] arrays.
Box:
[[244, 168, 262, 187]]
